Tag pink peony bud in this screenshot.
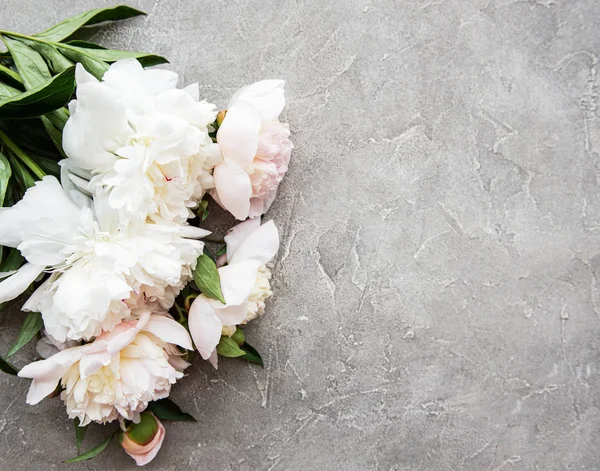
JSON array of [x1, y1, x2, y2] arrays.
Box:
[[119, 412, 166, 466]]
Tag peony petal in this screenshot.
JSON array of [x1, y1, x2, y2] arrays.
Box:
[[228, 80, 286, 121], [179, 225, 211, 240], [0, 263, 44, 304], [216, 102, 261, 167], [213, 160, 252, 221], [218, 260, 260, 306], [188, 296, 222, 360], [214, 302, 249, 326], [228, 220, 279, 265], [143, 314, 193, 350], [208, 349, 219, 369], [224, 218, 261, 263]]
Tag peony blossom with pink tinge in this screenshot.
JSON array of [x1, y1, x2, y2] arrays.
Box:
[[248, 121, 293, 218], [211, 80, 292, 220]]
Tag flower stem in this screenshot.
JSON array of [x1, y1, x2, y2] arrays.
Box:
[[0, 129, 45, 180]]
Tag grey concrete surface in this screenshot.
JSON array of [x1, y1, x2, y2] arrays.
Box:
[[1, 0, 600, 469]]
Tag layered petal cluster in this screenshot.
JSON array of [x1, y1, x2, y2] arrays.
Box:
[[189, 219, 279, 366], [212, 80, 293, 220], [18, 311, 192, 425], [0, 177, 207, 342], [63, 59, 220, 225]]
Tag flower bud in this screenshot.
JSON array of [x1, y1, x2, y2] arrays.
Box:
[[231, 328, 245, 346], [119, 412, 165, 466], [216, 109, 227, 127]]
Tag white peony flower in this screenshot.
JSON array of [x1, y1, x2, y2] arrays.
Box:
[[211, 80, 292, 220], [63, 59, 221, 226], [189, 218, 279, 367], [0, 176, 208, 342], [18, 311, 192, 426]]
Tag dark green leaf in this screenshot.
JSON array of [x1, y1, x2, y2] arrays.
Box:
[[67, 46, 168, 68], [9, 155, 36, 190], [193, 253, 225, 303], [35, 6, 146, 42], [1, 248, 24, 272], [64, 434, 113, 463], [6, 312, 43, 357], [215, 245, 227, 257], [148, 398, 196, 422], [58, 46, 109, 80], [0, 66, 75, 119], [217, 336, 246, 358], [0, 152, 11, 206], [0, 355, 18, 375], [2, 36, 51, 89], [73, 418, 87, 454], [41, 116, 65, 158], [0, 129, 45, 179], [241, 342, 264, 366], [0, 63, 23, 88], [65, 40, 106, 50], [27, 42, 74, 74], [35, 154, 61, 176], [0, 81, 20, 99]]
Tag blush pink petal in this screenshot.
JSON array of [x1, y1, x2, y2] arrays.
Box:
[[122, 417, 166, 466], [213, 160, 252, 221]]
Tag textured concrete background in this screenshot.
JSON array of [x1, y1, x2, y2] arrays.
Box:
[[1, 0, 600, 469]]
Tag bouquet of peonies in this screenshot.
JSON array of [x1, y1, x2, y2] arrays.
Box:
[[0, 5, 291, 466]]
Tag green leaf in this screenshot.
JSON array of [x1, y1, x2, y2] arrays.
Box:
[[198, 200, 209, 221], [217, 336, 246, 358], [0, 355, 18, 375], [67, 46, 168, 68], [1, 248, 24, 272], [27, 42, 74, 74], [0, 129, 45, 179], [9, 155, 36, 191], [193, 253, 225, 303], [215, 245, 227, 257], [64, 434, 113, 463], [0, 66, 75, 119], [0, 81, 20, 99], [0, 63, 23, 88], [6, 312, 43, 357], [40, 116, 65, 158], [65, 40, 106, 50], [58, 47, 109, 80], [73, 418, 87, 454], [2, 36, 51, 89], [148, 398, 196, 422], [240, 342, 264, 365], [0, 152, 11, 206], [34, 6, 146, 42]]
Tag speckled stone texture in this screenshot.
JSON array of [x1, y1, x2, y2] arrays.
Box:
[[1, 0, 600, 469]]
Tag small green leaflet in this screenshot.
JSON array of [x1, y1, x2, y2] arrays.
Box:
[[198, 200, 209, 221], [148, 398, 196, 422], [0, 67, 76, 119], [0, 152, 11, 206], [240, 342, 264, 366], [34, 5, 146, 42], [217, 336, 246, 358], [27, 42, 74, 74], [2, 37, 52, 89], [193, 253, 225, 303], [6, 312, 44, 357], [73, 418, 87, 454], [69, 46, 168, 68], [0, 355, 18, 375], [64, 434, 113, 463], [0, 63, 23, 88], [0, 81, 20, 99]]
